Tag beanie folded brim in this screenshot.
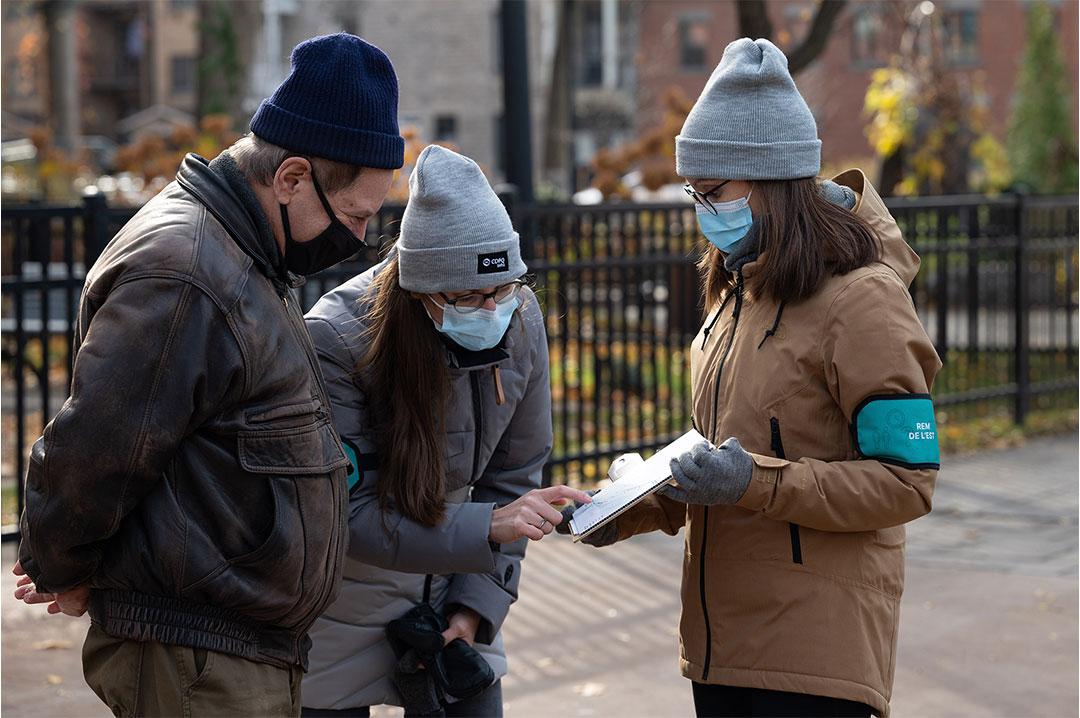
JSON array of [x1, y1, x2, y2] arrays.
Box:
[[252, 100, 405, 170], [397, 235, 527, 294], [675, 136, 821, 180]]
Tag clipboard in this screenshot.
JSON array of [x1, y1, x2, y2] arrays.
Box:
[[569, 429, 709, 541]]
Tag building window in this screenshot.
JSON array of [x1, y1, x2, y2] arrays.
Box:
[[579, 1, 604, 87], [679, 14, 709, 71], [170, 56, 196, 95], [851, 5, 887, 68], [435, 114, 457, 142], [942, 7, 979, 66]]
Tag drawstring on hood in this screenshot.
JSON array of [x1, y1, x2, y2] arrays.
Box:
[[757, 301, 787, 349], [703, 291, 735, 344]]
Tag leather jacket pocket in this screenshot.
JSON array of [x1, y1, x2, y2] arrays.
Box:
[[183, 418, 349, 626], [245, 399, 321, 428], [238, 418, 349, 475]]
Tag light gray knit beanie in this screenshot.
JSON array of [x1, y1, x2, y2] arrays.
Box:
[[397, 145, 526, 293], [675, 38, 821, 180]]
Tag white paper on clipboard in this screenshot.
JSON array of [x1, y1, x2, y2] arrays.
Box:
[[569, 429, 709, 540]]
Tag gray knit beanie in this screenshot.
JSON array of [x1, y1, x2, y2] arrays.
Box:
[[675, 38, 820, 180], [397, 145, 526, 293]]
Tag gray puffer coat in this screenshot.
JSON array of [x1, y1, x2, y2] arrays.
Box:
[[301, 257, 552, 710]]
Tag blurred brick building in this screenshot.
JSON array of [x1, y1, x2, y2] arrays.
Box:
[[634, 0, 1080, 173], [3, 0, 1077, 192], [1, 0, 199, 143], [1, 0, 551, 185]]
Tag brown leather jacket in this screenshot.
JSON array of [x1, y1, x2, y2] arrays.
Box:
[[616, 170, 941, 715], [18, 153, 351, 669]]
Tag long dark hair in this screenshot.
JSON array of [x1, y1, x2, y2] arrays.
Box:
[[357, 256, 449, 527], [699, 178, 882, 310]]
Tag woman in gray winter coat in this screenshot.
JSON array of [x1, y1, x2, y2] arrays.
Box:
[[300, 146, 586, 718]]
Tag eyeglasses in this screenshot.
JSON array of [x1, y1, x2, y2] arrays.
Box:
[[438, 279, 527, 314], [684, 181, 732, 215]]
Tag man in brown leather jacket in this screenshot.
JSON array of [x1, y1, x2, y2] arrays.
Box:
[[12, 33, 401, 716]]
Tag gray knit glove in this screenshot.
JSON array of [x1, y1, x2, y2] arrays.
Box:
[[555, 491, 619, 547], [662, 439, 753, 505]]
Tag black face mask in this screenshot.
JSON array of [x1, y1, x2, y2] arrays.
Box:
[[279, 172, 362, 276]]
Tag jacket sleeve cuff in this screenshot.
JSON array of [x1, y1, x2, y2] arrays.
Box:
[[735, 452, 790, 512], [15, 548, 43, 589], [446, 502, 499, 575], [17, 522, 96, 595], [444, 553, 519, 645], [615, 492, 686, 541]]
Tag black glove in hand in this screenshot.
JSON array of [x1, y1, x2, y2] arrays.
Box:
[[555, 490, 618, 547], [555, 490, 594, 535]]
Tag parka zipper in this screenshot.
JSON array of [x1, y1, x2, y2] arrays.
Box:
[[770, 417, 803, 565], [698, 505, 714, 680], [699, 270, 746, 682], [470, 371, 484, 483]]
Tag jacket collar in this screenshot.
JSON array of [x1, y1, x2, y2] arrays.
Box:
[[175, 153, 291, 289], [440, 332, 511, 370]]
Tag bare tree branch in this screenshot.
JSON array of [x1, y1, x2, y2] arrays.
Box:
[[736, 0, 848, 75], [787, 0, 848, 74], [736, 0, 773, 42]]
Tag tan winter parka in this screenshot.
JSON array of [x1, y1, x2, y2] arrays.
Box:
[[615, 169, 941, 716]]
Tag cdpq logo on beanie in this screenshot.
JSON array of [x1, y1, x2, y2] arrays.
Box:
[[477, 251, 509, 275]]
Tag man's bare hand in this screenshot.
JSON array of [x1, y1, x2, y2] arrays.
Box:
[[12, 560, 89, 616]]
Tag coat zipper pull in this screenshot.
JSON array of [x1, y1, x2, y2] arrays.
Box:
[[492, 365, 505, 406]]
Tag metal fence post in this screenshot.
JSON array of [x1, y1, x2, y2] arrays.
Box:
[[495, 183, 532, 259], [1013, 190, 1030, 425], [82, 190, 110, 268]]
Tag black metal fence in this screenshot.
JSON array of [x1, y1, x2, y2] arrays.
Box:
[[2, 191, 1077, 539]]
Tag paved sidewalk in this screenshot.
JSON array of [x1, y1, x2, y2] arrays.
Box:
[[2, 436, 1076, 717]]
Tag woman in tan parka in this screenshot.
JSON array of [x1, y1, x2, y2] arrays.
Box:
[[574, 39, 941, 717]]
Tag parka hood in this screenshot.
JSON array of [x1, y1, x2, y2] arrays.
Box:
[[832, 168, 921, 288]]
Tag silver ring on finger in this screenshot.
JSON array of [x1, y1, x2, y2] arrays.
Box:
[[537, 518, 549, 530]]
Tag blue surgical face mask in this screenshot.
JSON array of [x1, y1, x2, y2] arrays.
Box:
[[696, 190, 754, 253], [429, 297, 520, 352]]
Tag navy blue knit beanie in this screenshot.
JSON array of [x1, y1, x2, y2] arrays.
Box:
[[250, 33, 404, 170]]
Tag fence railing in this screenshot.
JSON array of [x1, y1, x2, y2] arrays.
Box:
[[2, 190, 1077, 539]]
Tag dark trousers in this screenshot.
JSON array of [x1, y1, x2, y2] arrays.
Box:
[[692, 682, 874, 718], [302, 680, 503, 718]]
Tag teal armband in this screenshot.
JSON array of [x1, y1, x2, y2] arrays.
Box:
[[342, 439, 362, 490], [341, 440, 380, 491], [851, 394, 940, 469]]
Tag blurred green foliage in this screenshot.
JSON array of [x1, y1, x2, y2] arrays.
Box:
[[1007, 1, 1080, 195]]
